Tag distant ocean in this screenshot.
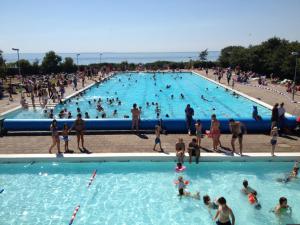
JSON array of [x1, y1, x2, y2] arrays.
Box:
[[3, 51, 220, 65]]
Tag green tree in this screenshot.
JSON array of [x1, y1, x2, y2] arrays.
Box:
[[41, 51, 62, 73], [0, 50, 6, 79], [199, 49, 208, 61], [61, 57, 77, 73]]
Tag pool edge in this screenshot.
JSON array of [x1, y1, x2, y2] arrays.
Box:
[[0, 152, 299, 163]]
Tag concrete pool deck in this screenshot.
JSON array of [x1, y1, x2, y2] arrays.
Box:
[[0, 133, 299, 155]]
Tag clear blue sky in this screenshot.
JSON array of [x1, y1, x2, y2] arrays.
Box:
[[1, 0, 300, 53]]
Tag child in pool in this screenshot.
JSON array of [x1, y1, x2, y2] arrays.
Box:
[[203, 195, 218, 209], [277, 162, 299, 183], [274, 197, 292, 216], [248, 191, 261, 210], [177, 176, 200, 200]]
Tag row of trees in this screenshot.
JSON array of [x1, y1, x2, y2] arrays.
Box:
[[218, 37, 300, 80], [0, 51, 78, 77], [0, 37, 299, 80]]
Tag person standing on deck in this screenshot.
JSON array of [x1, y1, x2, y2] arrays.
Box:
[[131, 103, 141, 133], [278, 102, 286, 136], [271, 103, 279, 129], [185, 104, 194, 136], [229, 119, 247, 156]]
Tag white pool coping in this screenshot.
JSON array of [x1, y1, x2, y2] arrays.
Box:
[[192, 71, 295, 118], [0, 152, 299, 163]]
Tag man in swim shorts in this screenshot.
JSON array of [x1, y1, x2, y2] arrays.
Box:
[[153, 125, 163, 152], [229, 119, 247, 155], [185, 104, 194, 135], [214, 197, 235, 225], [131, 103, 141, 133], [188, 138, 200, 164]]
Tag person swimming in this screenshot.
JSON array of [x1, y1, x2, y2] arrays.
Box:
[[247, 191, 261, 210], [177, 176, 200, 200], [273, 197, 292, 216], [203, 195, 219, 209], [241, 180, 257, 195], [180, 93, 184, 99], [277, 162, 299, 183]]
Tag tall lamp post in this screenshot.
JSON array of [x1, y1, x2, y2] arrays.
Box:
[[76, 53, 80, 71], [99, 53, 102, 64], [291, 52, 299, 101], [12, 48, 21, 76]]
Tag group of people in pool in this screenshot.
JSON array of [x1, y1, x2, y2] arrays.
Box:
[[175, 161, 298, 225]]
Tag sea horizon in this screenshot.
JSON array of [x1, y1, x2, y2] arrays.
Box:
[[3, 51, 220, 65]]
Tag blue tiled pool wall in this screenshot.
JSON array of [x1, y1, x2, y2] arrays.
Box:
[[3, 117, 296, 133]]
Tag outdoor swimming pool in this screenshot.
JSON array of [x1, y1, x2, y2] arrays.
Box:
[[4, 72, 271, 120], [0, 161, 299, 225]]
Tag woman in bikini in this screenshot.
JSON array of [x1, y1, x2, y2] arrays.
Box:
[[48, 119, 61, 154], [71, 113, 85, 150], [210, 114, 221, 151]]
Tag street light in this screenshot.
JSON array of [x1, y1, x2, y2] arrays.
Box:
[[76, 53, 80, 66], [291, 51, 299, 101], [99, 53, 102, 64], [12, 48, 21, 76]]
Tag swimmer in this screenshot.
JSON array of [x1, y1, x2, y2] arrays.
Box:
[[247, 191, 261, 210], [277, 161, 299, 183], [67, 112, 72, 119], [180, 93, 184, 99], [85, 112, 90, 119], [171, 94, 174, 99], [201, 95, 210, 101], [177, 176, 200, 200], [146, 102, 150, 107], [241, 180, 256, 195], [166, 114, 169, 118], [203, 195, 219, 210], [113, 109, 118, 117], [273, 197, 292, 216], [77, 107, 81, 113], [88, 100, 91, 105]]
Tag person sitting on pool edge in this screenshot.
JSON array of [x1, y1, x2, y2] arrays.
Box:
[[241, 180, 257, 195], [177, 176, 200, 200], [188, 138, 200, 164], [203, 195, 218, 209]]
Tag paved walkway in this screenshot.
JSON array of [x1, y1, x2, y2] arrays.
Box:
[[0, 133, 299, 155], [194, 69, 300, 116]]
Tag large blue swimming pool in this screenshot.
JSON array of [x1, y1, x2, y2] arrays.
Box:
[[3, 72, 271, 120], [0, 161, 299, 225]]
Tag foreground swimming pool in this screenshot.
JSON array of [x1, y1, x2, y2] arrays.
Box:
[[4, 72, 271, 120], [0, 162, 299, 225]]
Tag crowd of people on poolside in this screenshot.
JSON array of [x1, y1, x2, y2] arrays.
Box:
[[17, 72, 94, 109]]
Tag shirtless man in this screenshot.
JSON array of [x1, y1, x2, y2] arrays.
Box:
[[71, 113, 85, 150], [214, 197, 235, 225], [229, 119, 247, 155], [131, 103, 141, 133], [175, 138, 185, 163], [210, 114, 221, 151]]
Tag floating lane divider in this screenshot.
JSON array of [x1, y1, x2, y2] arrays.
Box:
[[69, 205, 80, 225], [68, 170, 97, 225], [87, 170, 97, 188]]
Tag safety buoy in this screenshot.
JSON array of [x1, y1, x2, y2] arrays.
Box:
[[174, 180, 189, 185], [175, 165, 186, 172]]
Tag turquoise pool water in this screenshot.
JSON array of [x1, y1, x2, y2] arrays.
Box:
[[0, 162, 299, 225], [4, 72, 271, 119]]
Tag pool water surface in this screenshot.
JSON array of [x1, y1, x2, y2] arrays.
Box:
[[0, 161, 299, 225]]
